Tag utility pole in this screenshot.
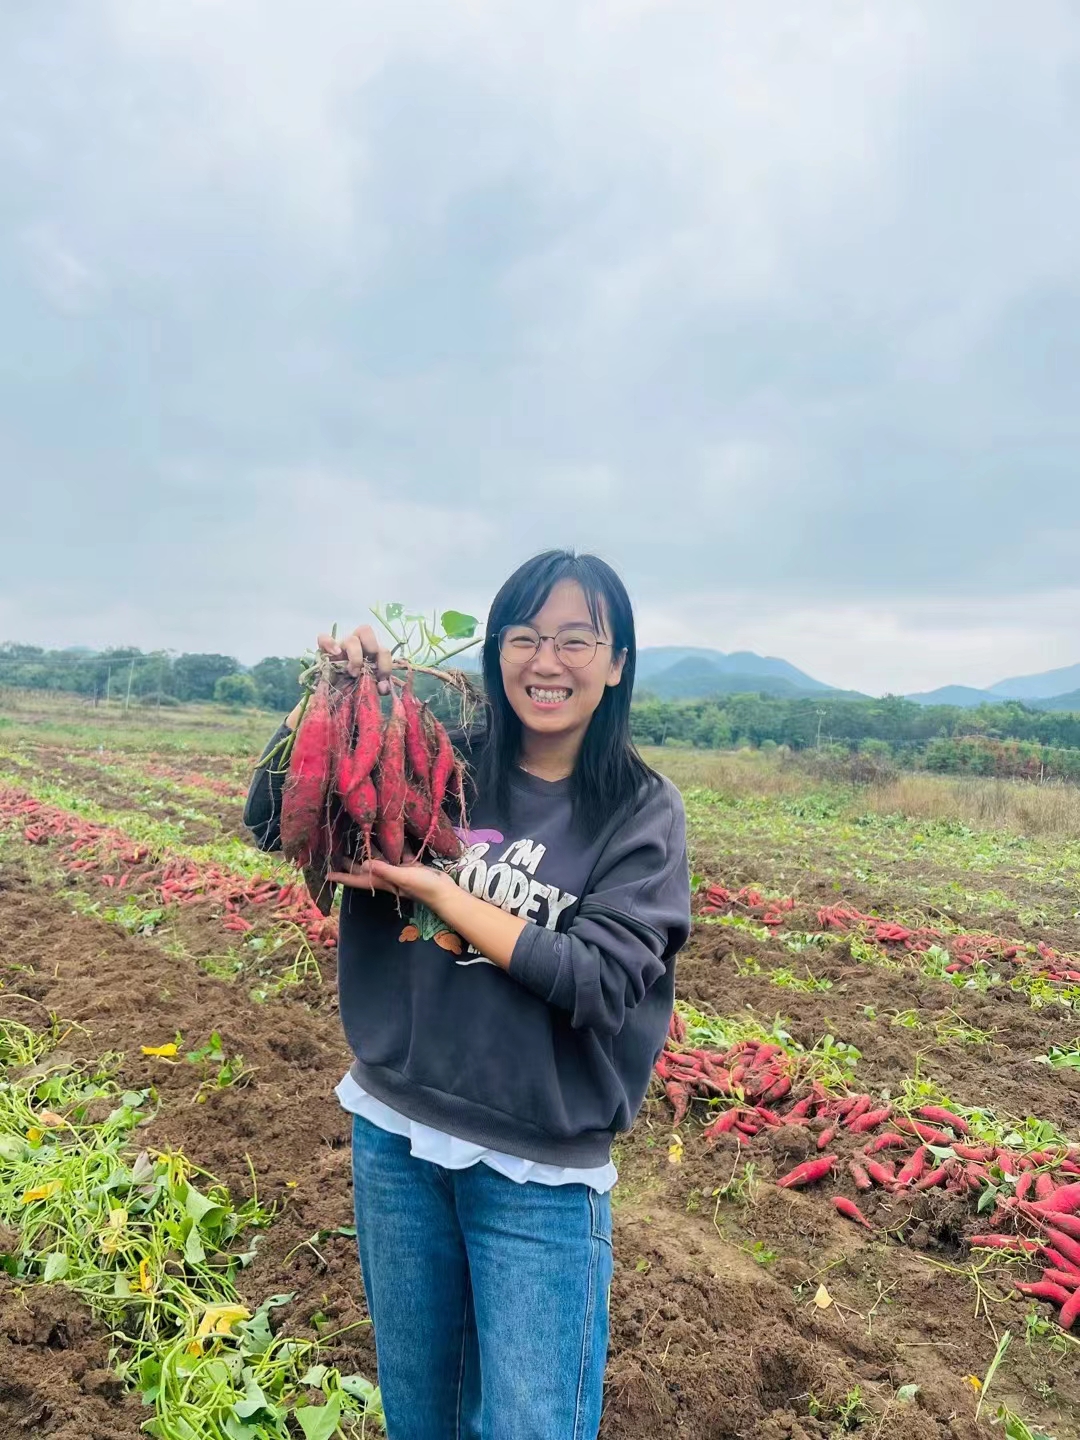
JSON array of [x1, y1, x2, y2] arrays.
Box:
[[106, 666, 112, 705], [124, 657, 135, 713]]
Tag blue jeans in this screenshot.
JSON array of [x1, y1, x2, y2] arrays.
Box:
[[350, 1113, 613, 1440]]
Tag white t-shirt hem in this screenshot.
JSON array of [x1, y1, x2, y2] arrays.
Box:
[[336, 1071, 617, 1194]]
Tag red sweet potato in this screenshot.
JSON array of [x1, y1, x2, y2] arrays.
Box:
[[867, 1132, 908, 1153], [970, 1235, 1040, 1252], [761, 1074, 792, 1103], [703, 1110, 739, 1141], [281, 679, 334, 866], [917, 1105, 969, 1134], [849, 1161, 873, 1191], [401, 680, 433, 787], [953, 1143, 994, 1162], [423, 719, 457, 852], [1041, 1245, 1080, 1273], [915, 1163, 950, 1191], [1046, 1228, 1080, 1270], [374, 693, 407, 864], [1042, 1267, 1080, 1290], [834, 1196, 873, 1230], [1035, 1182, 1080, 1216], [896, 1146, 928, 1188], [843, 1095, 873, 1124], [754, 1106, 784, 1128], [847, 1106, 892, 1134], [403, 783, 462, 861], [665, 1080, 691, 1125], [1038, 1212, 1080, 1241], [1034, 1173, 1057, 1201], [777, 1155, 837, 1188], [1018, 1282, 1073, 1305], [352, 668, 383, 778], [895, 1118, 954, 1146]]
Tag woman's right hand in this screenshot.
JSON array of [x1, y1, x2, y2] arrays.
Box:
[[316, 624, 394, 693], [285, 624, 393, 729]]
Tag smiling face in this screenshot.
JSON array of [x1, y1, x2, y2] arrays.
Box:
[[499, 578, 627, 746]]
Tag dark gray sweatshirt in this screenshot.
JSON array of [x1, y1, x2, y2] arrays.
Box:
[[244, 728, 690, 1167]]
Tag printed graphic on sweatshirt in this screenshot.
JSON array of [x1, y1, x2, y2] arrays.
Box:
[[398, 826, 579, 967]]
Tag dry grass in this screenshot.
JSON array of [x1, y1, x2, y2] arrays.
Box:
[[643, 744, 1080, 840], [641, 746, 812, 800], [861, 772, 1080, 838]]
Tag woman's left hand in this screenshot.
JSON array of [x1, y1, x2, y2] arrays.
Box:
[[327, 858, 457, 910]]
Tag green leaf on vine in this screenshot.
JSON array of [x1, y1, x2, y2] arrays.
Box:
[[441, 611, 479, 639], [385, 602, 404, 621]]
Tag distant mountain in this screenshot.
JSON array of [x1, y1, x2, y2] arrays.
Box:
[[635, 647, 832, 694], [1030, 688, 1080, 713], [633, 651, 864, 702], [905, 682, 1080, 713], [989, 662, 1080, 701], [905, 685, 1004, 708]]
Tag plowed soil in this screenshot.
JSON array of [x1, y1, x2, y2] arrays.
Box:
[[1, 748, 1078, 1440]]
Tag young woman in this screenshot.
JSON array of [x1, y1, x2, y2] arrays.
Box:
[[244, 550, 690, 1440]]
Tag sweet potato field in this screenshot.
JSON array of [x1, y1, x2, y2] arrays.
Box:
[[2, 707, 1080, 1440]]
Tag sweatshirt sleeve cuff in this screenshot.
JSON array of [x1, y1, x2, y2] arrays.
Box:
[[508, 923, 572, 1008]]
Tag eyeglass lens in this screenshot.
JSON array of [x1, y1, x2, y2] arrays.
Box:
[[500, 627, 599, 667]]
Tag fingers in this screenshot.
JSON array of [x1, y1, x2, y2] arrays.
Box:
[[327, 862, 398, 894], [317, 633, 346, 662], [341, 625, 393, 693], [317, 625, 393, 693]]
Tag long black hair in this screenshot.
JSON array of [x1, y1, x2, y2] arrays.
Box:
[[474, 550, 657, 833]]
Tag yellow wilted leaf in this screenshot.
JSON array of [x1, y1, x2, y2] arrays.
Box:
[[141, 1043, 178, 1058], [964, 1375, 982, 1392], [163, 1151, 189, 1185], [286, 1180, 299, 1188], [667, 1134, 684, 1166], [198, 1304, 251, 1338], [21, 1180, 62, 1204], [813, 1284, 833, 1310], [27, 1128, 44, 1144], [187, 1303, 252, 1354], [132, 1259, 154, 1294], [102, 1209, 129, 1255]]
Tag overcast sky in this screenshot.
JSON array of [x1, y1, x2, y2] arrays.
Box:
[[3, 2, 1080, 695]]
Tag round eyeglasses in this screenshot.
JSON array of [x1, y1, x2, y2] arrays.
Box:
[[498, 625, 611, 669]]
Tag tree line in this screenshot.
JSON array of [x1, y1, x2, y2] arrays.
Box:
[[0, 644, 304, 712], [629, 693, 1080, 774]]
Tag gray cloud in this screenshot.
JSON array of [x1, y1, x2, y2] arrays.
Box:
[[3, 1, 1080, 691]]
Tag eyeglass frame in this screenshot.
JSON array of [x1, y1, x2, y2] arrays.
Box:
[[497, 624, 614, 669]]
